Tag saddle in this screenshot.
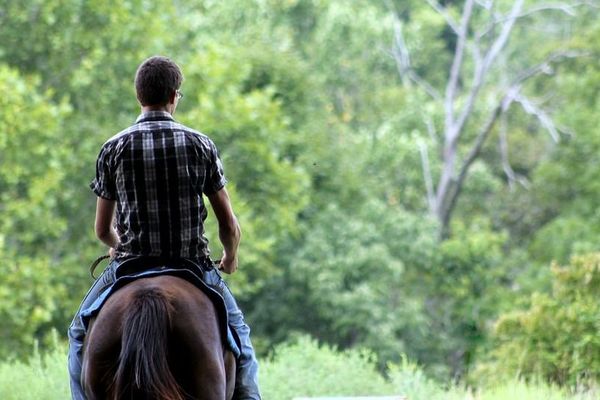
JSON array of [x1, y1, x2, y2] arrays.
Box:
[[80, 256, 241, 358]]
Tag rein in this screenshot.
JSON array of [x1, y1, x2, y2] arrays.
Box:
[[90, 254, 111, 279]]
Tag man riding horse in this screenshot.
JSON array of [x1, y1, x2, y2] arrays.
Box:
[[67, 56, 262, 399]]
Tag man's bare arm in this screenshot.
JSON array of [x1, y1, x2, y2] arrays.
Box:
[[208, 187, 241, 274], [94, 197, 119, 252]]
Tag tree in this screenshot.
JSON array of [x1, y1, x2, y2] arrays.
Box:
[[0, 65, 71, 357], [249, 199, 440, 365], [389, 0, 595, 236]]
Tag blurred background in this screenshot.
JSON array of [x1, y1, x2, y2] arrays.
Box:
[[0, 0, 598, 398]]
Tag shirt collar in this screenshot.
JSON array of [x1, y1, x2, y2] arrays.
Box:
[[135, 110, 175, 123]]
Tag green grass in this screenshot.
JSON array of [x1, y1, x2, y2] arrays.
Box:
[[0, 344, 70, 400], [0, 337, 596, 400]]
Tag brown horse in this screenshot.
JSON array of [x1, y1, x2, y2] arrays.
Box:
[[81, 275, 236, 400]]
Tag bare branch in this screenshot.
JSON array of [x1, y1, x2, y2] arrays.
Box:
[[424, 115, 438, 143], [512, 50, 585, 85], [513, 94, 560, 142], [477, 1, 596, 39], [419, 139, 436, 213], [518, 3, 576, 17], [499, 113, 530, 189], [408, 72, 443, 102], [445, 87, 520, 220], [390, 13, 443, 101], [475, 0, 494, 10], [450, 0, 523, 144], [445, 0, 476, 136], [482, 0, 524, 71], [499, 113, 516, 190], [505, 50, 586, 144], [471, 26, 485, 86], [460, 99, 508, 179], [514, 1, 598, 19], [425, 0, 460, 34], [391, 17, 411, 87]]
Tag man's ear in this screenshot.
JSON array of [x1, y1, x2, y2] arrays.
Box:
[[168, 90, 177, 105]]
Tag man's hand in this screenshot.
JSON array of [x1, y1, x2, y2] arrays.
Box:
[[219, 252, 238, 274]]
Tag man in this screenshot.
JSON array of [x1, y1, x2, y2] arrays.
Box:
[[67, 56, 261, 399]]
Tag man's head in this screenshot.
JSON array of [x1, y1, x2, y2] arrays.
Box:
[[135, 56, 183, 107]]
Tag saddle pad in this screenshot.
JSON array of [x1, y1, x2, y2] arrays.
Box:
[[80, 267, 241, 358]]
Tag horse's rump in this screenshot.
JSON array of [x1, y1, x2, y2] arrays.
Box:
[[82, 275, 235, 400]]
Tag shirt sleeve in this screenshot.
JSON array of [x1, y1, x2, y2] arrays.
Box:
[[89, 143, 117, 200], [203, 139, 228, 196]]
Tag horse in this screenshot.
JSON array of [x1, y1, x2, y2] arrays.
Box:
[[81, 274, 236, 400]]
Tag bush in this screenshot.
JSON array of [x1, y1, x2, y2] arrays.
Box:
[[261, 336, 396, 398], [0, 335, 597, 399], [480, 253, 600, 385]]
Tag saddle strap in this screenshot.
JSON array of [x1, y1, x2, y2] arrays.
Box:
[[90, 254, 111, 279]]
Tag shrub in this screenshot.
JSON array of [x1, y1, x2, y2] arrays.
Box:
[[0, 335, 597, 399], [260, 336, 397, 399], [481, 253, 600, 385]]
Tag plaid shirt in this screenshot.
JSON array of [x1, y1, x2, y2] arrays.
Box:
[[90, 111, 227, 260]]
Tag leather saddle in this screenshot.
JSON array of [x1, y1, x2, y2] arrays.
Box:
[[81, 256, 241, 358]]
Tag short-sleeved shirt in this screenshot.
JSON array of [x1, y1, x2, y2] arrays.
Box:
[[90, 111, 227, 260]]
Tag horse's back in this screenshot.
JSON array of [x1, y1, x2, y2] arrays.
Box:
[[83, 275, 235, 400]]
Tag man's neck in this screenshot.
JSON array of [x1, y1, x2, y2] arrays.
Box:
[[141, 105, 171, 114]]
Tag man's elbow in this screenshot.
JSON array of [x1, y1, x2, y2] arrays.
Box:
[[234, 222, 241, 240], [221, 217, 241, 238], [95, 225, 111, 242]]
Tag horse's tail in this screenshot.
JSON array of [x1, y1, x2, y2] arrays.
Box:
[[113, 287, 185, 400]]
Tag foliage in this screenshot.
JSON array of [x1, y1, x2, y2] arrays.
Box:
[[480, 253, 600, 386], [417, 219, 515, 377], [252, 200, 518, 379], [0, 65, 71, 357], [261, 336, 394, 398], [250, 199, 438, 364], [1, 337, 597, 400]]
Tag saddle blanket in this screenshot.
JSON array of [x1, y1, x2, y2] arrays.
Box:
[[80, 266, 241, 359]]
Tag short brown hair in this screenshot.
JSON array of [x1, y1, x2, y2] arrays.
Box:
[[135, 56, 183, 106]]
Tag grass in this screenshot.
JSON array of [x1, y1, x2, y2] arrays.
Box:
[[0, 343, 70, 400], [0, 337, 596, 400]]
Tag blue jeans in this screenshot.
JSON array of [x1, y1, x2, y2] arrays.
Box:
[[67, 260, 261, 399]]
